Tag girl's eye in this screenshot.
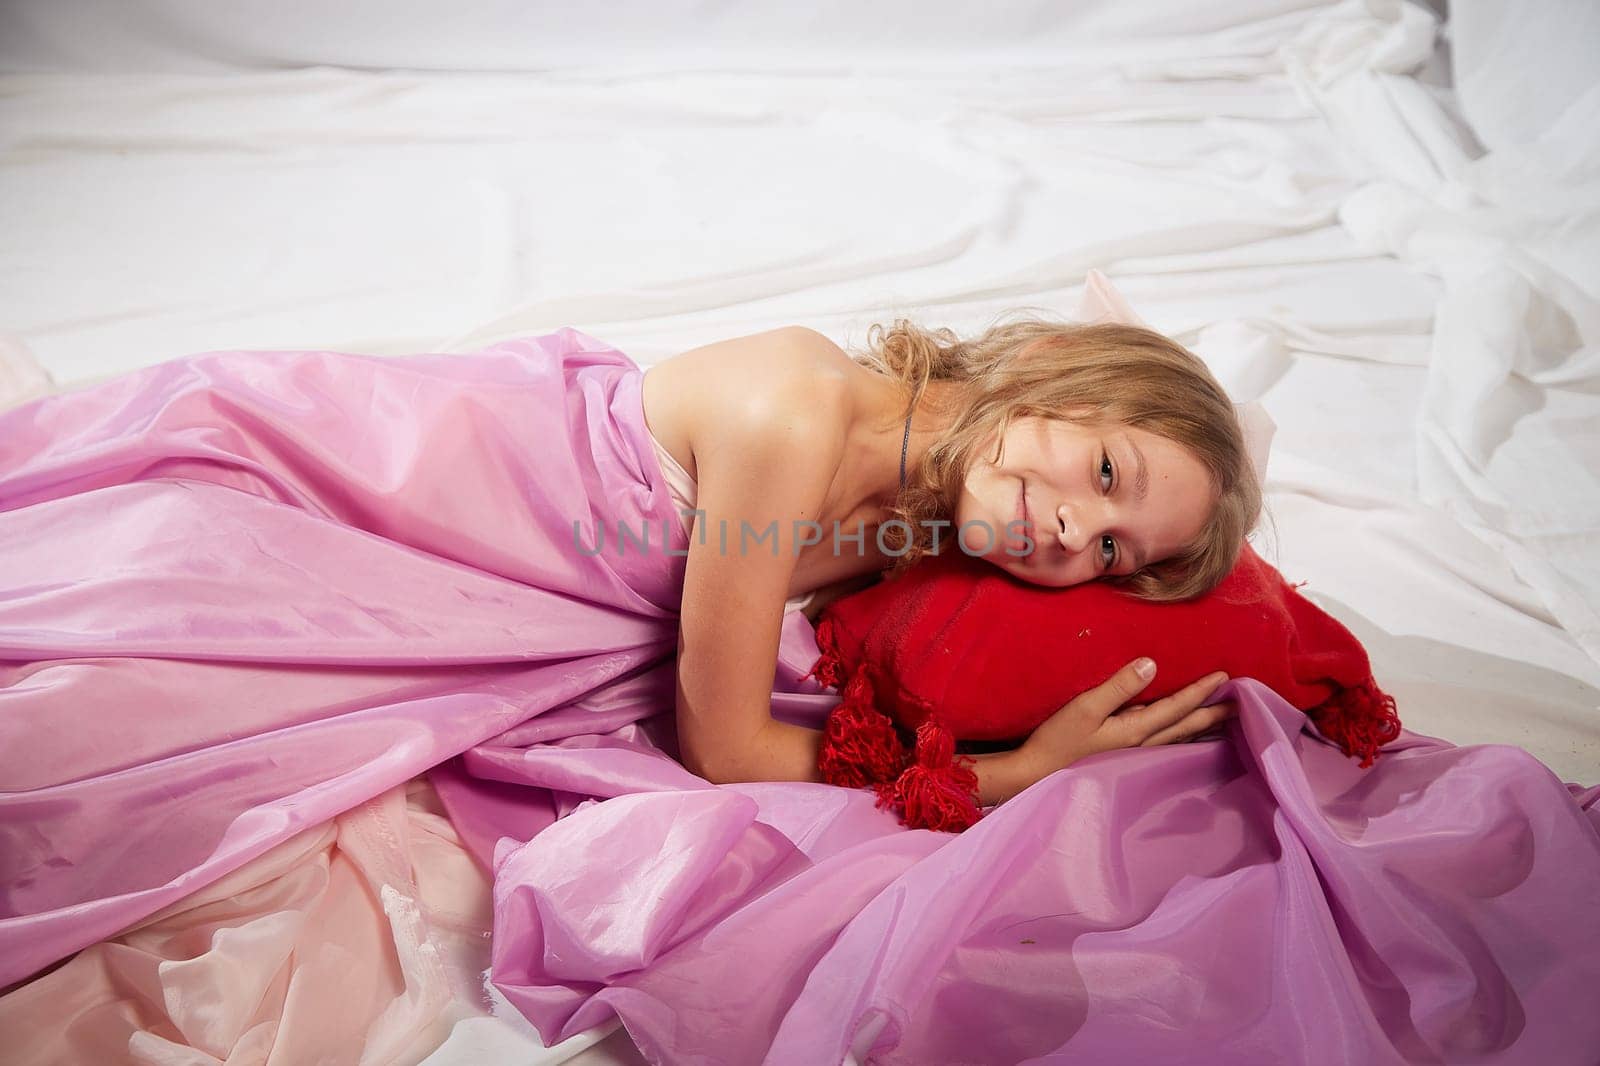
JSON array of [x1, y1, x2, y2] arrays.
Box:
[[1099, 451, 1118, 568]]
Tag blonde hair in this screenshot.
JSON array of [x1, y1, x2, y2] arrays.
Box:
[[853, 315, 1264, 602]]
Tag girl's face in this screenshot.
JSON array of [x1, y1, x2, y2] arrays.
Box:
[[953, 413, 1214, 588]]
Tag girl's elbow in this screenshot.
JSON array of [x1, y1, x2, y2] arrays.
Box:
[[682, 746, 734, 785]]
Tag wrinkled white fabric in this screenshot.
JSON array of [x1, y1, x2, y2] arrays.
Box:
[[1450, 0, 1600, 155], [1284, 0, 1600, 665]]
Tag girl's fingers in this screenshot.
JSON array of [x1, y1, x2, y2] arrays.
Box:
[[1069, 658, 1160, 724], [1106, 672, 1230, 746], [1139, 699, 1238, 747]]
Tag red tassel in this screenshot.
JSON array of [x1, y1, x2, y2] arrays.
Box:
[[818, 666, 910, 788], [800, 615, 848, 689], [881, 718, 983, 833], [1310, 678, 1402, 768]]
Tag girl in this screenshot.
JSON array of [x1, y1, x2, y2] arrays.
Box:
[[641, 317, 1261, 809], [0, 313, 1256, 994]]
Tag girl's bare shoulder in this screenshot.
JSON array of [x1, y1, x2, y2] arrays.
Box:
[[643, 327, 854, 479]]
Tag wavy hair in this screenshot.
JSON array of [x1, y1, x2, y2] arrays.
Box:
[[851, 315, 1264, 602]]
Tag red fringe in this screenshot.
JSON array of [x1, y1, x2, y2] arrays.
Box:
[[800, 616, 848, 689], [817, 666, 910, 789], [878, 719, 983, 833], [1310, 677, 1402, 769]]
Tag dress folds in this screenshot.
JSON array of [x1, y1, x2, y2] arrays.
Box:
[[2, 329, 1597, 1064]]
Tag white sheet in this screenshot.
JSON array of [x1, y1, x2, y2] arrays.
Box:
[[2, 0, 1595, 1062]]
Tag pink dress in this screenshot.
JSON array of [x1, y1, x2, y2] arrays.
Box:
[[3, 329, 1599, 1065]]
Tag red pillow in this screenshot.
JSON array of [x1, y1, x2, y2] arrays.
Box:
[[804, 541, 1401, 832]]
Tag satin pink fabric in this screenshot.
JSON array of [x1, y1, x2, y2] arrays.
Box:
[[0, 329, 742, 985], [3, 329, 1599, 1064]]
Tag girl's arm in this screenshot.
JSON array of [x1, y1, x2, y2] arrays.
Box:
[[732, 664, 1236, 807], [730, 718, 1044, 807], [672, 358, 845, 784]]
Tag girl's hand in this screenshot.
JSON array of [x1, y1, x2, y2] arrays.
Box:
[[1019, 659, 1235, 776]]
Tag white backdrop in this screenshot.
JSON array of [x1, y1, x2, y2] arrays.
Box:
[[0, 0, 1344, 73]]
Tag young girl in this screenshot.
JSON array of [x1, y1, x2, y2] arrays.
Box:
[[641, 317, 1261, 810], [0, 313, 1255, 995]]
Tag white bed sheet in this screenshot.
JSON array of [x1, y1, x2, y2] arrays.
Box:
[[2, 1, 1595, 1063]]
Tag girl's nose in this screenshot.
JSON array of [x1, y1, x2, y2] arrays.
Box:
[[1056, 504, 1093, 554]]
